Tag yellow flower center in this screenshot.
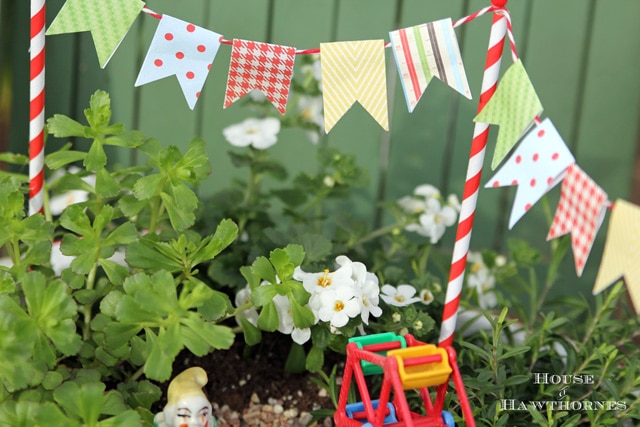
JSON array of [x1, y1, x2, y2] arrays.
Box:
[[394, 295, 405, 303], [470, 262, 483, 274], [317, 269, 331, 288], [334, 301, 345, 312]]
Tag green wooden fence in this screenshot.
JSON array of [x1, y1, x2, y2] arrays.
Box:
[[2, 0, 640, 293]]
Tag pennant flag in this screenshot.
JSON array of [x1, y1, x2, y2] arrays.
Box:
[[224, 40, 296, 115], [46, 0, 144, 68], [485, 118, 575, 228], [389, 18, 471, 113], [320, 40, 389, 132], [135, 15, 222, 110], [593, 199, 640, 313], [547, 164, 609, 276], [474, 60, 543, 169]]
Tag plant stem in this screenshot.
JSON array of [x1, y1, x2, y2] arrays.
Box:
[[82, 262, 99, 340], [350, 220, 406, 248]]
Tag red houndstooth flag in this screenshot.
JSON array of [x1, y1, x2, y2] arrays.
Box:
[[224, 39, 296, 115], [547, 164, 609, 276]]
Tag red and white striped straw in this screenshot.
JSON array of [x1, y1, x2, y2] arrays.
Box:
[[29, 0, 46, 215], [439, 8, 508, 348]]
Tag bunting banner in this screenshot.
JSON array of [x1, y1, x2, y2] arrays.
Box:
[[593, 199, 640, 314], [547, 164, 609, 276], [135, 15, 222, 110], [473, 59, 543, 170], [320, 40, 389, 132], [224, 40, 296, 115], [46, 0, 144, 68], [389, 18, 471, 113], [485, 118, 574, 229]]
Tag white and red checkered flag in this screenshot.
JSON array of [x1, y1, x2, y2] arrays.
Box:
[[547, 164, 610, 276], [224, 39, 296, 115]]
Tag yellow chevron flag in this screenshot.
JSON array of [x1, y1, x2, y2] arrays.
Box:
[[320, 40, 389, 133], [593, 199, 640, 314]]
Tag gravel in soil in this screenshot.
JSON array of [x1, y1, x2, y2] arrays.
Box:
[[159, 333, 342, 426]]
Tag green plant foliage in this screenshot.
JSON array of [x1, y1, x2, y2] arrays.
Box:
[[0, 74, 637, 427]]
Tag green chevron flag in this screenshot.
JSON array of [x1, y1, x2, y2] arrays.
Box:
[[474, 60, 543, 170], [47, 0, 144, 68]]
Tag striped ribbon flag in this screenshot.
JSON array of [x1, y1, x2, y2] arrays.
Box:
[[390, 18, 471, 113], [320, 40, 389, 133]]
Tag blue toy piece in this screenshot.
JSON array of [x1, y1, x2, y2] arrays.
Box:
[[346, 400, 398, 425], [441, 410, 455, 427]]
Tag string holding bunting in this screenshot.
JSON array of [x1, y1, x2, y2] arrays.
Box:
[[547, 164, 609, 276], [46, 0, 144, 68], [473, 59, 543, 170], [389, 18, 471, 113], [135, 15, 222, 110], [224, 40, 296, 115], [320, 40, 389, 132], [485, 118, 574, 229], [593, 199, 640, 314]]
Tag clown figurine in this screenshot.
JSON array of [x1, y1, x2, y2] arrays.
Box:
[[154, 367, 217, 427]]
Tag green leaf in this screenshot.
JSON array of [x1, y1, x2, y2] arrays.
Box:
[[257, 301, 279, 332], [53, 381, 105, 425], [238, 316, 262, 346], [192, 219, 238, 265], [97, 410, 141, 427], [306, 346, 325, 373], [252, 284, 280, 307], [85, 139, 107, 172], [289, 296, 315, 329], [103, 222, 137, 247], [144, 324, 183, 381], [161, 183, 198, 231], [251, 256, 277, 286], [0, 152, 29, 165], [59, 204, 94, 236], [126, 238, 183, 272], [104, 323, 142, 349], [104, 130, 146, 148], [133, 174, 164, 200], [47, 114, 87, 138], [95, 167, 120, 197], [45, 150, 87, 170], [100, 259, 129, 286], [85, 90, 113, 130]]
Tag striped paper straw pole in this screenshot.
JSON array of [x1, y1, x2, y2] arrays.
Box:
[[29, 0, 46, 215], [439, 8, 508, 348]]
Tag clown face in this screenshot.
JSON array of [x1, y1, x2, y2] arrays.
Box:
[[163, 396, 213, 427]]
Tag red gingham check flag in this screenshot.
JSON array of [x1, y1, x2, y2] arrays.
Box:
[[224, 39, 296, 115], [547, 164, 609, 276]]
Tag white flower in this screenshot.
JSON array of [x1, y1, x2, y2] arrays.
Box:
[[335, 255, 382, 325], [398, 184, 459, 244], [467, 252, 497, 309], [0, 257, 11, 268], [297, 96, 324, 129], [317, 286, 361, 328], [380, 284, 421, 307], [235, 285, 258, 327], [405, 199, 458, 244], [414, 184, 440, 199], [301, 55, 322, 91], [273, 294, 312, 345], [293, 262, 354, 295], [222, 117, 281, 150], [419, 289, 434, 305]]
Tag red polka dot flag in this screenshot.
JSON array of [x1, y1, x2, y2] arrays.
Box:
[[224, 39, 296, 115], [485, 118, 575, 229], [135, 15, 222, 110]]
